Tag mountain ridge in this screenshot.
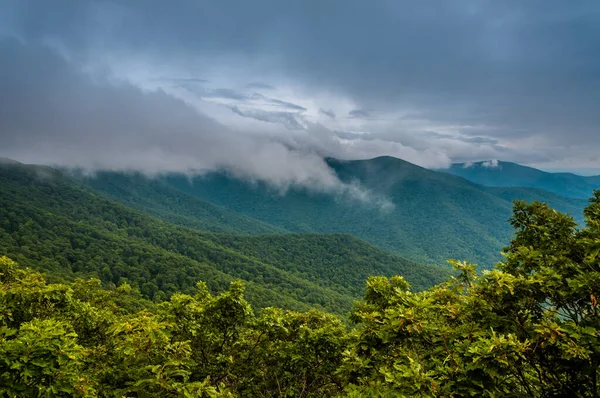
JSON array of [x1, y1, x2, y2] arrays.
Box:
[[3, 156, 591, 268], [445, 160, 600, 199], [79, 155, 589, 267], [0, 161, 449, 314]]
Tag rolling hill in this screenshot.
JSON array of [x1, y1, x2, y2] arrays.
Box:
[[83, 156, 588, 267], [80, 170, 287, 235], [445, 161, 600, 199], [0, 161, 449, 315]]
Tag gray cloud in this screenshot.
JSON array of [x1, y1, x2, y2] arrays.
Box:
[[230, 107, 306, 130], [178, 86, 307, 112], [246, 82, 275, 90], [319, 108, 336, 119], [3, 0, 600, 170], [0, 39, 401, 209], [348, 109, 372, 119], [156, 77, 209, 84], [482, 160, 500, 168], [203, 88, 249, 101], [267, 98, 307, 112], [0, 39, 344, 191]]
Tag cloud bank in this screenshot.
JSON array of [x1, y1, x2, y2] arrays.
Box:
[[0, 38, 398, 208], [0, 39, 331, 188], [1, 0, 599, 180]]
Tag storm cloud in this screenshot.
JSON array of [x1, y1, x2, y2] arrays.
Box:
[[2, 0, 600, 175], [0, 39, 339, 189]]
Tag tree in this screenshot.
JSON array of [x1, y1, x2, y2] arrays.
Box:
[[3, 190, 600, 396], [341, 190, 600, 397]]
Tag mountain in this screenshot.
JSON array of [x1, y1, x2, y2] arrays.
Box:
[[81, 170, 287, 235], [482, 186, 587, 223], [445, 161, 600, 199], [79, 156, 588, 267], [0, 162, 449, 315]]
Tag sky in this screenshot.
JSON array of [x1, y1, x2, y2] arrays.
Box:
[[1, 0, 600, 188]]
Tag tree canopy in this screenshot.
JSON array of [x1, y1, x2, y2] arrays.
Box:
[[2, 188, 600, 396]]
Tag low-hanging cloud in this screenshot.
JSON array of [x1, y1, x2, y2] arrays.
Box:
[[482, 159, 500, 168], [319, 108, 336, 119], [230, 107, 306, 130], [0, 38, 396, 208], [3, 0, 600, 173]]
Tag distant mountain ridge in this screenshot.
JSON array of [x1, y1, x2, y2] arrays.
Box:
[[76, 156, 588, 267], [2, 156, 590, 271], [445, 160, 600, 199], [0, 161, 450, 314]]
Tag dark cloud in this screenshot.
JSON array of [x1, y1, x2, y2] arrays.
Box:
[[0, 38, 227, 171], [230, 107, 306, 130], [267, 98, 306, 112], [156, 77, 209, 84], [246, 82, 275, 90], [417, 131, 499, 146], [0, 38, 354, 192], [179, 87, 307, 112], [0, 40, 401, 208], [460, 136, 500, 145], [348, 109, 372, 119], [3, 0, 600, 168], [319, 108, 336, 118], [204, 88, 249, 101]]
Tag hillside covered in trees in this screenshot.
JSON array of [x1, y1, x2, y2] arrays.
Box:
[[0, 162, 449, 315], [2, 191, 600, 396], [446, 161, 600, 199], [80, 156, 588, 267], [2, 1, 598, 395]]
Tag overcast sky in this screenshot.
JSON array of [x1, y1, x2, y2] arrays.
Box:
[[1, 0, 600, 186]]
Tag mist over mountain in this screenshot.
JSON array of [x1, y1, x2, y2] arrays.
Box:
[[0, 160, 451, 315], [3, 2, 600, 189], [3, 2, 600, 395], [76, 156, 589, 268]]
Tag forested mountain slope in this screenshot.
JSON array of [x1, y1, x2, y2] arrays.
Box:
[[91, 156, 587, 267], [81, 170, 286, 234], [115, 162, 512, 266], [208, 233, 444, 298], [482, 186, 587, 224], [445, 160, 600, 199], [0, 162, 448, 314], [3, 191, 600, 396]]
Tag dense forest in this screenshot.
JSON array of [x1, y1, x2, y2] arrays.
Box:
[[3, 191, 600, 396], [79, 170, 287, 235], [81, 157, 589, 267], [447, 161, 600, 199], [2, 0, 598, 395], [0, 163, 449, 315]]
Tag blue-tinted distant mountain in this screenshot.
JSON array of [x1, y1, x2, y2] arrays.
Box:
[[81, 156, 589, 268], [6, 156, 589, 269], [444, 161, 600, 199]]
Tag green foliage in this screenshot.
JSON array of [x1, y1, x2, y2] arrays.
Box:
[[0, 256, 347, 397], [340, 190, 600, 397], [148, 156, 588, 267], [3, 161, 600, 396], [0, 319, 92, 397], [81, 170, 286, 235], [209, 234, 447, 297], [483, 186, 587, 225], [2, 187, 600, 395], [0, 163, 448, 315]]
